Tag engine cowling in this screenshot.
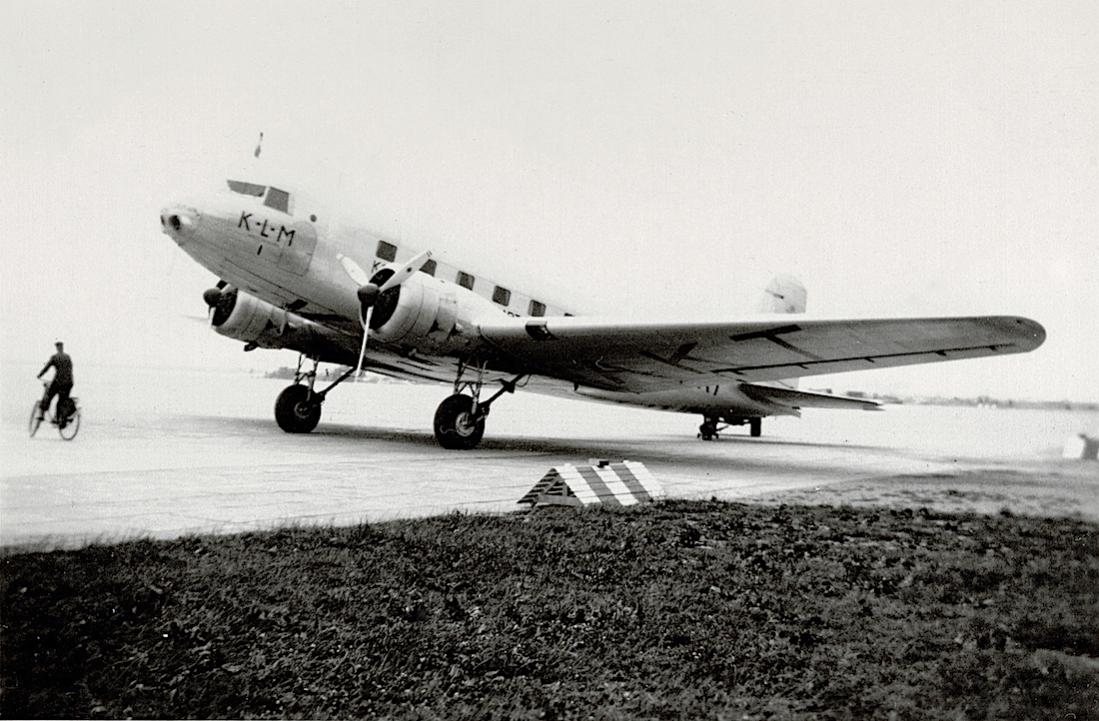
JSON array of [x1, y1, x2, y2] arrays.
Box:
[[365, 269, 498, 354], [209, 288, 348, 361]]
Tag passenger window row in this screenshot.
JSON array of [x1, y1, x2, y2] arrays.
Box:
[[374, 240, 562, 317]]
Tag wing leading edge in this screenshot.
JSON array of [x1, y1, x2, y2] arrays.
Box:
[[476, 315, 1046, 393]]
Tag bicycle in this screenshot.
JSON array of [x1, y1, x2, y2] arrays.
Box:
[[29, 387, 81, 440]]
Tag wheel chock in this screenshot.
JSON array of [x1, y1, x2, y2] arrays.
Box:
[[518, 460, 664, 508], [1062, 433, 1099, 461]]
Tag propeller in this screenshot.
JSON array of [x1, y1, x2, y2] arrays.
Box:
[[202, 281, 230, 319], [339, 250, 433, 377], [202, 288, 222, 312], [202, 283, 238, 327]]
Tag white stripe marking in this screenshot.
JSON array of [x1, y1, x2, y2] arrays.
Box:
[[558, 465, 599, 504], [624, 461, 664, 499], [592, 466, 638, 505]]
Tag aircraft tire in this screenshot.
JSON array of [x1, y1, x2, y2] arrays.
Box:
[[275, 384, 321, 433], [750, 418, 762, 437], [434, 394, 485, 450]]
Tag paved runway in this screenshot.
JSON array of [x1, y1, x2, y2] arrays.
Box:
[[2, 366, 1094, 549]]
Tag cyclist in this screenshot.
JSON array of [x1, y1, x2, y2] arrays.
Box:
[[37, 340, 74, 423]]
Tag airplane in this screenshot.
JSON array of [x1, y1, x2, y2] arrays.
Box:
[[160, 178, 1046, 449]]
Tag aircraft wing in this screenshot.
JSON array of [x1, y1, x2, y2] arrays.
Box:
[[477, 315, 1045, 392]]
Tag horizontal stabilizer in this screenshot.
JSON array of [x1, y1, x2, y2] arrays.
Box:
[[740, 384, 882, 411]]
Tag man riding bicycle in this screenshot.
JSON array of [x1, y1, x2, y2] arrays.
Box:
[[37, 340, 74, 423]]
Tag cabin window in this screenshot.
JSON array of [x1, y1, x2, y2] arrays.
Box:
[[528, 300, 546, 317], [376, 240, 397, 262], [264, 187, 290, 213], [457, 271, 475, 290], [227, 180, 266, 196], [420, 259, 437, 276], [493, 286, 511, 306]]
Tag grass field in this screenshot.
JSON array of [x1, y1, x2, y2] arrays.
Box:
[[2, 501, 1097, 719]]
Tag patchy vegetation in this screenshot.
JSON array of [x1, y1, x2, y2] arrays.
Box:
[[2, 501, 1097, 719]]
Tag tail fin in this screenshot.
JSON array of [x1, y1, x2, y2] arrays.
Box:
[[756, 274, 807, 390], [757, 274, 807, 314]]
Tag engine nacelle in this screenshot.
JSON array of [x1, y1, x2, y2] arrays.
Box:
[[210, 288, 348, 361], [367, 271, 500, 355]]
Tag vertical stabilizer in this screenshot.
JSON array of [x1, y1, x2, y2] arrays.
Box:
[[757, 274, 806, 390], [757, 274, 807, 314]]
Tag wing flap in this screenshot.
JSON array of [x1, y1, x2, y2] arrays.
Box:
[[740, 384, 883, 411]]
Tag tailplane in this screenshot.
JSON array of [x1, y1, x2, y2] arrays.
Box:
[[757, 274, 806, 314]]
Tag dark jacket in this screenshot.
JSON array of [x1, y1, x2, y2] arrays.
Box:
[[38, 352, 74, 385]]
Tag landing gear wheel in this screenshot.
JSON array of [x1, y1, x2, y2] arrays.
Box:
[[749, 418, 762, 437], [698, 418, 719, 441], [275, 384, 322, 433], [434, 394, 485, 450]]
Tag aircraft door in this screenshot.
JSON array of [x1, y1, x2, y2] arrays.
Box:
[[276, 220, 318, 275]]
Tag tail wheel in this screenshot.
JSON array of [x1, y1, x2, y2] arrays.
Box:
[[275, 384, 322, 433], [59, 409, 80, 440], [28, 401, 42, 437], [750, 418, 762, 437], [434, 394, 485, 450]]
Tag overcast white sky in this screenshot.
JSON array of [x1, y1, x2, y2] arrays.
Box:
[[2, 0, 1096, 401]]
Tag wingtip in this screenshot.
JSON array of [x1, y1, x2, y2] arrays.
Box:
[[1015, 316, 1041, 351], [1010, 316, 1047, 351]]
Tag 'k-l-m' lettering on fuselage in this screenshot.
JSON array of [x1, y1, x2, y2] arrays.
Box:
[[238, 211, 296, 245]]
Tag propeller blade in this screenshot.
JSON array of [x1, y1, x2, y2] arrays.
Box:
[[337, 253, 372, 286], [378, 250, 433, 292], [355, 307, 372, 378]]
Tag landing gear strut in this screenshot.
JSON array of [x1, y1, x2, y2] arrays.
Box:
[[434, 359, 525, 449], [274, 356, 357, 433]]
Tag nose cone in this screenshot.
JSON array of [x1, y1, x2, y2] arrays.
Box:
[[160, 205, 199, 240]]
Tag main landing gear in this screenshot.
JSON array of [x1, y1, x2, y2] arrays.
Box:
[[274, 356, 357, 433], [434, 360, 525, 450], [697, 415, 763, 440], [273, 355, 524, 449]]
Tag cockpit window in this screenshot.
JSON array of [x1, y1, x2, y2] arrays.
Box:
[[264, 187, 290, 213], [227, 179, 266, 196]]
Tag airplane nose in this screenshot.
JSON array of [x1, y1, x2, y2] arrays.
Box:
[[160, 206, 198, 237]]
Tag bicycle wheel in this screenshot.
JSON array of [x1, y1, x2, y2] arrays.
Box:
[[59, 409, 80, 441], [28, 401, 43, 437]]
